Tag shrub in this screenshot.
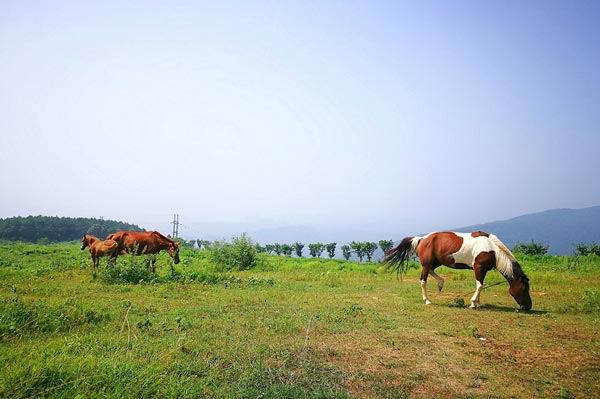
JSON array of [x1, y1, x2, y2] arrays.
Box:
[[99, 257, 157, 284], [513, 241, 549, 256], [209, 233, 257, 271]]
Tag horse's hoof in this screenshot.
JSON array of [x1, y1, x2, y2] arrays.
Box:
[[469, 304, 481, 309], [425, 300, 432, 305], [437, 282, 444, 292]]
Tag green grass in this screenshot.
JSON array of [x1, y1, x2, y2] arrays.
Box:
[[1, 243, 599, 398]]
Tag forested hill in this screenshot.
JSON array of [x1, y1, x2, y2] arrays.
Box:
[[455, 206, 600, 255], [0, 216, 145, 243]]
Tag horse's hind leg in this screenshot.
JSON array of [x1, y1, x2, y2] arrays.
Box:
[[420, 266, 432, 305], [429, 269, 444, 292]]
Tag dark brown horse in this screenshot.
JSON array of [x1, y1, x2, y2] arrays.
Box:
[[106, 231, 180, 272], [81, 235, 118, 272], [383, 231, 532, 310]]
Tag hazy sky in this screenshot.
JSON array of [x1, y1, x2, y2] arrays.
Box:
[[1, 1, 599, 240]]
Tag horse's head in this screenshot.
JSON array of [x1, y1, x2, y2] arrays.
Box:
[[168, 242, 180, 264], [509, 274, 532, 311], [81, 235, 89, 250]]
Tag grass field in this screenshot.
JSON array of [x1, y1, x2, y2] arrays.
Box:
[[1, 243, 599, 398]]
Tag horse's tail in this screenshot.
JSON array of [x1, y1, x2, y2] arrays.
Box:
[[382, 236, 419, 278], [488, 234, 518, 279]]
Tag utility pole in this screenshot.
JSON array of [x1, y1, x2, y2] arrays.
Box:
[[171, 214, 180, 238]]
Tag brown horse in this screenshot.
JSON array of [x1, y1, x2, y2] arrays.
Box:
[[383, 231, 532, 311], [81, 235, 118, 272], [106, 231, 180, 272]]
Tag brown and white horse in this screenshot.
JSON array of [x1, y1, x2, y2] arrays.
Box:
[[383, 231, 532, 310], [81, 235, 118, 272], [106, 231, 180, 272]]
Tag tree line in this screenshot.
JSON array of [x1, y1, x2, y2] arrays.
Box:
[[0, 216, 144, 243], [185, 239, 396, 262], [186, 238, 600, 260]]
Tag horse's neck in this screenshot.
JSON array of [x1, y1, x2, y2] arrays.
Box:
[[156, 238, 173, 249], [151, 232, 173, 249], [88, 236, 99, 246]]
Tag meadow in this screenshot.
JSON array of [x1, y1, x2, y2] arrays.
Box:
[[0, 243, 599, 398]]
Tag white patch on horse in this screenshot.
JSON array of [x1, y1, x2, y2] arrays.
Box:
[[450, 233, 495, 268]]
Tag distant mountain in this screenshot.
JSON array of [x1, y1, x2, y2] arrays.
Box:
[[454, 206, 600, 255]]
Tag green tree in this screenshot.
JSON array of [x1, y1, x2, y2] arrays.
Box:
[[574, 243, 590, 256], [341, 244, 352, 261], [350, 241, 365, 262], [573, 242, 600, 256], [294, 242, 305, 257], [308, 243, 325, 258], [87, 223, 108, 238], [379, 240, 394, 257], [326, 243, 337, 258], [281, 243, 293, 256], [265, 244, 275, 255], [197, 239, 212, 250], [363, 242, 378, 262]]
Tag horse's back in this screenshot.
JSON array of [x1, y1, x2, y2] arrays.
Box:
[[420, 232, 495, 267], [101, 239, 118, 252]]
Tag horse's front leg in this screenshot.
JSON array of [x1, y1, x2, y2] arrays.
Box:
[[470, 262, 490, 309], [470, 280, 484, 308]]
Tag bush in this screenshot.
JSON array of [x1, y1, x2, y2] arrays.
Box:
[[513, 241, 549, 256], [209, 233, 257, 271], [99, 257, 157, 284]]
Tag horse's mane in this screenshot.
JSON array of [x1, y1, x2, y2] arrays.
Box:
[[150, 231, 176, 244], [488, 234, 516, 279]]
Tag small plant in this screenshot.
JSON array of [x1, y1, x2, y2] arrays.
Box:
[[453, 297, 465, 307]]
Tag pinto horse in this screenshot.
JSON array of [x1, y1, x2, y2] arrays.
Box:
[[106, 231, 180, 272], [81, 235, 118, 272], [383, 231, 532, 310]]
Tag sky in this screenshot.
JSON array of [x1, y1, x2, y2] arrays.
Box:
[[1, 1, 599, 242]]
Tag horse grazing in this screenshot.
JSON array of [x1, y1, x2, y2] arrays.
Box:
[[106, 231, 180, 272], [383, 231, 532, 311], [81, 235, 118, 272]]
